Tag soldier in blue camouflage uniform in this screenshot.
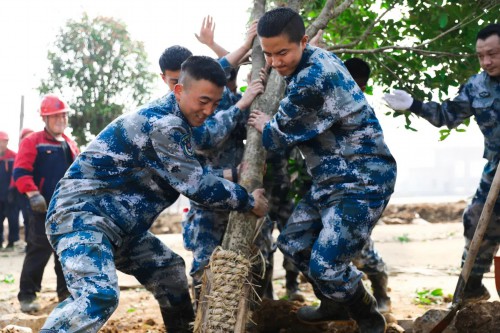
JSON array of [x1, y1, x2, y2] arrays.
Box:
[[249, 8, 396, 333], [384, 23, 500, 303], [39, 56, 269, 333]]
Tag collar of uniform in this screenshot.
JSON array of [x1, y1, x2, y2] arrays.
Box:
[[43, 128, 64, 143], [284, 44, 315, 84]]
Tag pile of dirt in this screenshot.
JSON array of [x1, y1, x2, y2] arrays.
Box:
[[381, 201, 468, 224]]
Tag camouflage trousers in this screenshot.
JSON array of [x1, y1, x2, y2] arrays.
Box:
[[278, 195, 389, 302], [41, 230, 191, 333], [268, 198, 386, 277], [182, 203, 274, 286], [462, 160, 500, 276]]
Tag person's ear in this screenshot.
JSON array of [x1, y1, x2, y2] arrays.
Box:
[[301, 35, 309, 49], [160, 73, 167, 84], [173, 84, 184, 101]]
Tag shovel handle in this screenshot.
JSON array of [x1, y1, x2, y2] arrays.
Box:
[[430, 162, 500, 333], [454, 162, 500, 303]]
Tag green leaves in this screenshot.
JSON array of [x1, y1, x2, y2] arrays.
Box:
[[38, 13, 155, 146], [0, 274, 15, 284], [438, 13, 449, 29], [299, 0, 499, 133], [414, 288, 448, 305]]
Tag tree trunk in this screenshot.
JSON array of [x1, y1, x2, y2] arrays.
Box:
[[195, 1, 299, 332]]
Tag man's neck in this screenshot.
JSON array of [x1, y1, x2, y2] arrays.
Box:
[[45, 128, 64, 141]]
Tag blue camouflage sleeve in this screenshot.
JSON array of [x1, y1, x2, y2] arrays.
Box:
[[151, 115, 254, 211], [410, 82, 474, 129]]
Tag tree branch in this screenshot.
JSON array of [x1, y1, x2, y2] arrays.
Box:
[[306, 0, 357, 37], [332, 4, 394, 50], [415, 1, 498, 48], [330, 45, 475, 57], [327, 1, 498, 58]]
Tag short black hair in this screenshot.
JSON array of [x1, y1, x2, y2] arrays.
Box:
[[159, 45, 193, 73], [477, 23, 500, 41], [179, 56, 227, 88], [344, 57, 371, 87], [257, 7, 305, 44]]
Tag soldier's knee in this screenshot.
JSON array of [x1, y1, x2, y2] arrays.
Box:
[[94, 286, 120, 313]]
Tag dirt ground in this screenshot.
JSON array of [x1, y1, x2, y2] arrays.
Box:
[[1, 200, 499, 332]]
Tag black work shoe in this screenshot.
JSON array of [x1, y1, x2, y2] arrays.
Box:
[[463, 275, 491, 303], [20, 299, 41, 313], [463, 283, 490, 303], [297, 297, 351, 324], [368, 272, 392, 313], [287, 288, 306, 302], [345, 282, 386, 333], [161, 300, 195, 333], [285, 270, 305, 302]]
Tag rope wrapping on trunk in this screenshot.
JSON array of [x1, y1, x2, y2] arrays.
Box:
[[205, 247, 251, 332]]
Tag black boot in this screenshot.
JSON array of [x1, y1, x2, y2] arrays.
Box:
[[344, 282, 386, 333], [297, 282, 350, 323], [161, 300, 195, 333], [368, 272, 391, 313], [463, 274, 490, 303], [285, 270, 305, 302]]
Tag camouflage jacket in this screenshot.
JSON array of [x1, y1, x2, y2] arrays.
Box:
[[261, 45, 397, 207], [46, 93, 255, 245]]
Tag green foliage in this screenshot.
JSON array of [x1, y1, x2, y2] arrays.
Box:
[[0, 274, 15, 284], [396, 233, 410, 243], [39, 13, 155, 146], [414, 288, 448, 305], [300, 0, 499, 133]]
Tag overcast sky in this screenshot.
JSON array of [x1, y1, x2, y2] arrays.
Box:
[[0, 0, 486, 199], [0, 0, 253, 146]]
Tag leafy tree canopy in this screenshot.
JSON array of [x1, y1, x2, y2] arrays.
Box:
[[295, 0, 498, 136], [39, 13, 155, 146]]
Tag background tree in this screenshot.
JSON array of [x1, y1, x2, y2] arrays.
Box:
[[39, 13, 155, 146]]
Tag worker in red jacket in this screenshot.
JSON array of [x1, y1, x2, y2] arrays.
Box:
[[0, 131, 20, 250], [13, 94, 79, 313]]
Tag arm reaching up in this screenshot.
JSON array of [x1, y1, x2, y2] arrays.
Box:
[[195, 15, 229, 58]]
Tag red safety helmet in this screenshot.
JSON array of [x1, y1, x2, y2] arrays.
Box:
[[0, 131, 8, 141], [20, 128, 34, 140], [39, 94, 71, 116]]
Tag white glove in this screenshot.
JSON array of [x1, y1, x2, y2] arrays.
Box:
[[382, 89, 413, 111]]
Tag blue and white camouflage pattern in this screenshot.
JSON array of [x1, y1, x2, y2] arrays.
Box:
[[262, 45, 396, 301], [278, 196, 389, 300], [410, 71, 500, 276], [42, 92, 256, 332]]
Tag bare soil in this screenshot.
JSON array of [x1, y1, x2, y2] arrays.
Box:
[[2, 200, 499, 333]]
